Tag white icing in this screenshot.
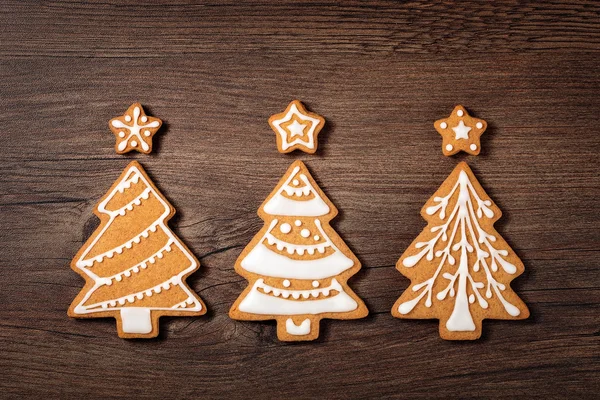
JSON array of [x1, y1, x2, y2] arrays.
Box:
[[287, 120, 307, 137], [173, 296, 198, 309], [263, 167, 330, 216], [286, 318, 311, 335], [292, 180, 299, 186], [440, 122, 447, 129], [312, 281, 320, 288], [457, 109, 464, 117], [470, 144, 477, 151], [476, 122, 483, 129], [120, 308, 152, 334], [72, 165, 202, 316], [295, 220, 302, 226], [452, 120, 471, 140], [399, 167, 520, 330], [241, 219, 354, 279], [300, 229, 310, 238], [446, 144, 453, 151], [283, 279, 291, 287], [238, 279, 357, 315], [111, 106, 160, 152], [280, 223, 291, 234], [313, 235, 320, 241], [271, 103, 322, 150]]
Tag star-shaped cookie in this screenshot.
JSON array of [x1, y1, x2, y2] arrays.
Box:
[[269, 100, 325, 154], [434, 105, 487, 156], [109, 103, 162, 154]]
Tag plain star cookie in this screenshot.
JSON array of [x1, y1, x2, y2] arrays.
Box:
[[109, 103, 162, 154], [434, 105, 487, 156], [229, 160, 368, 341], [268, 100, 325, 154], [68, 161, 205, 338], [391, 162, 529, 340]]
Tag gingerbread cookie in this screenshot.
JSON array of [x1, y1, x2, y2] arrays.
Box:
[[435, 105, 487, 156], [268, 100, 325, 154], [68, 161, 205, 338], [109, 103, 162, 154], [392, 162, 529, 340], [230, 160, 368, 341]]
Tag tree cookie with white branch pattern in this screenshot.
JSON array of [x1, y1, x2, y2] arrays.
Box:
[[68, 161, 205, 338], [392, 162, 528, 340], [229, 160, 368, 341], [109, 103, 162, 154]]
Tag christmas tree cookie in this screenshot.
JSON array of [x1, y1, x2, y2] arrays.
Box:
[[230, 161, 368, 341], [68, 161, 205, 338], [392, 162, 529, 340]]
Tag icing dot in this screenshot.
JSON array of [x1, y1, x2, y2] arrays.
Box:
[[470, 144, 477, 151], [440, 122, 447, 129], [294, 220, 302, 226], [131, 140, 138, 147], [283, 279, 291, 287], [457, 110, 464, 117], [476, 122, 483, 129], [292, 179, 299, 185], [125, 115, 132, 122], [144, 130, 151, 136], [314, 235, 320, 241], [301, 229, 310, 238], [280, 223, 292, 234], [118, 131, 125, 138], [445, 144, 453, 151], [312, 281, 320, 288], [141, 116, 148, 123]]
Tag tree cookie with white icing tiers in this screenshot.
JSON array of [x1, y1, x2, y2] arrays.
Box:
[[269, 100, 325, 154], [68, 161, 206, 338], [391, 162, 529, 340], [229, 160, 368, 341]]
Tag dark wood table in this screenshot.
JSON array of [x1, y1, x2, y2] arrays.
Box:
[[1, 1, 598, 398]]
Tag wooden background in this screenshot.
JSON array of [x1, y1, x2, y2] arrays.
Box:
[[1, 1, 598, 398]]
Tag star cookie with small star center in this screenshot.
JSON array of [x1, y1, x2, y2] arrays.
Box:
[[269, 100, 325, 154], [434, 105, 487, 156], [109, 103, 162, 154]]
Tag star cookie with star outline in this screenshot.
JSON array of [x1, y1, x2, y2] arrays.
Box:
[[109, 103, 162, 155], [434, 105, 487, 156], [269, 100, 325, 154]]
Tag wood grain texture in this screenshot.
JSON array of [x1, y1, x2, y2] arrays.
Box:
[[0, 1, 598, 398]]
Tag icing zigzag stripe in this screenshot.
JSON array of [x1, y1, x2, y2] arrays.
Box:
[[97, 239, 175, 286], [109, 188, 151, 217], [77, 222, 161, 268], [264, 232, 330, 255], [85, 277, 180, 310]]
